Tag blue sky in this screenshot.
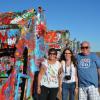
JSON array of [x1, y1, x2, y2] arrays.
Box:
[[0, 0, 100, 52]]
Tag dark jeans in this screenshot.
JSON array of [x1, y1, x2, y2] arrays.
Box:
[[38, 86, 58, 100], [62, 82, 75, 100]]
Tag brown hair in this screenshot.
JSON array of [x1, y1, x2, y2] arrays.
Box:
[[48, 48, 57, 55], [60, 48, 77, 67]]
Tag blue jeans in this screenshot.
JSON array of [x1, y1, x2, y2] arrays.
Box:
[[62, 82, 75, 100]]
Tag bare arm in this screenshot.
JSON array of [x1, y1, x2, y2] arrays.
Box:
[[58, 63, 63, 99], [58, 67, 63, 88], [58, 61, 64, 88], [75, 68, 78, 88], [75, 67, 78, 95], [37, 65, 46, 94]]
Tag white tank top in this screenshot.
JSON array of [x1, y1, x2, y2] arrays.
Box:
[[62, 61, 76, 83], [40, 59, 61, 88]]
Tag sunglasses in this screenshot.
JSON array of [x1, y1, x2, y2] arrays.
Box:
[[81, 46, 89, 49], [49, 52, 57, 55], [65, 53, 71, 55]]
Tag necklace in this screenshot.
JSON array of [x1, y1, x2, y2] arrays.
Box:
[[65, 62, 72, 76]]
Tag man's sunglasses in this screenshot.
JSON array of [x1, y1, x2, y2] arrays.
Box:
[[81, 46, 89, 49]]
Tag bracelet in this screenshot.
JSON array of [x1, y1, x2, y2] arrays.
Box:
[[75, 87, 78, 89], [37, 86, 40, 89]]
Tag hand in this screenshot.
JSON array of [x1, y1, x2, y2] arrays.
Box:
[[37, 86, 41, 94], [59, 87, 62, 97], [75, 87, 78, 95], [58, 87, 62, 100]]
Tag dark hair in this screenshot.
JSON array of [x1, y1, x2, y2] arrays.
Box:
[[48, 48, 57, 55], [60, 48, 77, 67]]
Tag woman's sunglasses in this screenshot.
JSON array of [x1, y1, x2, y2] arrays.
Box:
[[49, 52, 57, 55]]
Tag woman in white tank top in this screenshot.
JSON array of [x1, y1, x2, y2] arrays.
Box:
[[59, 48, 78, 100]]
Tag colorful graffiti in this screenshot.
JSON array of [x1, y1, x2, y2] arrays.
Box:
[[0, 6, 74, 100], [0, 7, 46, 100]]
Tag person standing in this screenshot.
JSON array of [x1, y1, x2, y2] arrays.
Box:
[[76, 41, 100, 100], [37, 48, 61, 100], [59, 48, 78, 100]]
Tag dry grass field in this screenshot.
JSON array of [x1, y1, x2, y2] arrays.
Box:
[[96, 52, 100, 57]]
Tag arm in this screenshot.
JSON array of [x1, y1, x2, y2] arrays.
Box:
[[75, 67, 78, 95], [58, 63, 63, 99], [58, 61, 64, 88], [58, 67, 63, 88], [75, 68, 78, 88], [95, 55, 100, 86], [37, 65, 46, 94]]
